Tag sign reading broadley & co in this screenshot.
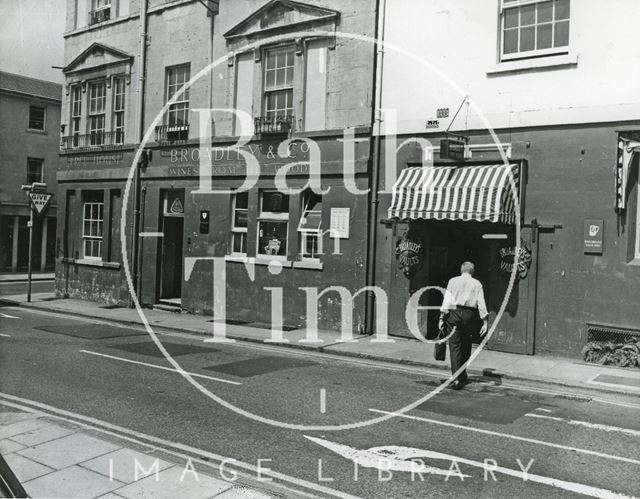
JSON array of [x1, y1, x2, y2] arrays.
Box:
[[153, 138, 371, 178]]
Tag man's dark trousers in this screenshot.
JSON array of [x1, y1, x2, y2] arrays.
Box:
[[444, 306, 481, 383]]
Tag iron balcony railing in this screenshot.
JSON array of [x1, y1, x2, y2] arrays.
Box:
[[60, 130, 125, 150], [155, 124, 189, 143], [89, 7, 111, 25], [254, 115, 294, 135]]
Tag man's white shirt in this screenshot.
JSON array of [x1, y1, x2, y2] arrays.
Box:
[[440, 273, 488, 319]]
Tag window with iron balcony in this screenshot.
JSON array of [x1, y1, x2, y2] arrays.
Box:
[[89, 0, 112, 25], [61, 75, 128, 151], [156, 64, 190, 143], [233, 39, 330, 137]]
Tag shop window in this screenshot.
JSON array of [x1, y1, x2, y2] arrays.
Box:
[[112, 76, 126, 144], [88, 80, 106, 145], [500, 0, 570, 61], [231, 191, 249, 255], [28, 105, 45, 131], [257, 191, 289, 258], [26, 158, 44, 184], [298, 190, 322, 260], [82, 191, 104, 260]]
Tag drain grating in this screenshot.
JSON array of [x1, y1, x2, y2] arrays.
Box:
[[34, 324, 146, 340], [203, 355, 316, 378], [107, 341, 219, 358]]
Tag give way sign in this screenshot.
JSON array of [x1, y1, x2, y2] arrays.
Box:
[[29, 192, 53, 216]]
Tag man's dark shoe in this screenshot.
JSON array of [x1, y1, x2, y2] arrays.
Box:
[[440, 379, 467, 390]]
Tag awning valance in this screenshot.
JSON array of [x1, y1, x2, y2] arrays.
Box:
[[388, 163, 520, 224]]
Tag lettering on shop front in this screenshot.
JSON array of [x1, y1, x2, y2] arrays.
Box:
[[499, 240, 532, 279], [66, 154, 124, 167], [164, 144, 310, 163], [166, 163, 310, 177]]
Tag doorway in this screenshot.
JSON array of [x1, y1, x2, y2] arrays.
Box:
[[159, 190, 185, 301], [388, 220, 532, 353]]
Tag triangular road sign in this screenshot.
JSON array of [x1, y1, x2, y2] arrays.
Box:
[[29, 192, 53, 216]]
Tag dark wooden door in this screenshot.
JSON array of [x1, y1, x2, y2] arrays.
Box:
[[160, 217, 184, 299]]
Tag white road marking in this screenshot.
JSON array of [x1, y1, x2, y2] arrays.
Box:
[[0, 393, 359, 499], [535, 407, 553, 413], [14, 306, 640, 410], [525, 413, 640, 437], [306, 436, 637, 499], [80, 349, 242, 386], [0, 333, 11, 338], [369, 409, 640, 466], [320, 388, 326, 414], [0, 312, 20, 319]]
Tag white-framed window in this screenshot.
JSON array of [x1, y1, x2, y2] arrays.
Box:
[[112, 76, 125, 144], [264, 46, 294, 119], [501, 0, 570, 61], [88, 80, 106, 145], [257, 191, 289, 258], [166, 64, 190, 128], [90, 0, 112, 25], [26, 158, 44, 184], [231, 191, 249, 255], [70, 85, 82, 146], [82, 192, 104, 260], [298, 190, 322, 260], [28, 105, 45, 131]]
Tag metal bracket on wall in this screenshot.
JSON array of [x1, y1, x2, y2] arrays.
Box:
[[523, 218, 562, 242]]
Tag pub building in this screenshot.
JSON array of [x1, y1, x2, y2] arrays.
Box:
[[55, 0, 379, 332], [377, 139, 532, 353]]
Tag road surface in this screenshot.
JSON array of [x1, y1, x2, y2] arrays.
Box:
[[0, 305, 638, 498]]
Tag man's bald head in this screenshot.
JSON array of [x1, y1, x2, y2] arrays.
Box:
[[460, 261, 475, 275]]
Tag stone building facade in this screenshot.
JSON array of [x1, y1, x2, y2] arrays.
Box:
[[0, 72, 61, 273]]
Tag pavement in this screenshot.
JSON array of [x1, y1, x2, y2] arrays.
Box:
[[0, 272, 54, 282], [2, 292, 639, 398], [0, 407, 277, 499]]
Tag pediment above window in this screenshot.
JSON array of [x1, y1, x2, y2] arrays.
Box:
[[63, 43, 134, 94], [64, 43, 133, 74], [224, 0, 339, 45]]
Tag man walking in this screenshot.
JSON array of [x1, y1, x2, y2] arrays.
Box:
[[438, 261, 489, 390]]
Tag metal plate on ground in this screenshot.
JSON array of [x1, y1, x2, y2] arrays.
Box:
[[34, 324, 146, 340], [203, 356, 316, 378], [107, 341, 219, 358], [414, 388, 541, 424], [590, 374, 640, 389]]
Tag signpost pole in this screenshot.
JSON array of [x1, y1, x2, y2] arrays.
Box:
[[22, 182, 51, 303], [27, 204, 34, 303]]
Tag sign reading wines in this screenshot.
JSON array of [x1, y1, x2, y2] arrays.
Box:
[[29, 192, 53, 216]]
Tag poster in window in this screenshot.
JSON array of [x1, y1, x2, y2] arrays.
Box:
[[329, 208, 350, 239]]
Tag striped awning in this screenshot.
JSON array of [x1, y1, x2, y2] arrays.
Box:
[[388, 163, 520, 224]]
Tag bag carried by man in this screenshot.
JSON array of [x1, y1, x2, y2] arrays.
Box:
[[434, 324, 453, 361]]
